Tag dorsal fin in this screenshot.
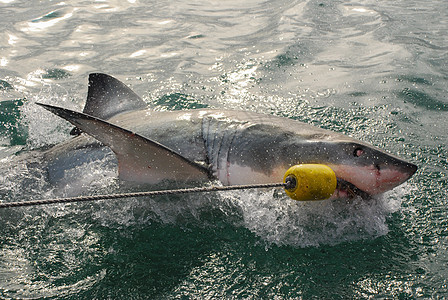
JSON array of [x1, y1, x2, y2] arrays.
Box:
[[83, 73, 146, 120], [38, 103, 211, 184]]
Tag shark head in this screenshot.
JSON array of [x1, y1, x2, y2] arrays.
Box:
[[320, 141, 418, 198], [228, 121, 418, 199]]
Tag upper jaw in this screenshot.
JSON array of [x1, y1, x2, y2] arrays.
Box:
[[328, 163, 417, 197]]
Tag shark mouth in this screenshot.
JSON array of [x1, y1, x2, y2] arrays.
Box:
[[335, 179, 371, 200]]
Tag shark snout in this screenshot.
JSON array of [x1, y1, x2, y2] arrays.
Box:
[[329, 160, 417, 196], [371, 160, 417, 194]]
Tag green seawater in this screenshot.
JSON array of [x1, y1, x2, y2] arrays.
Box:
[[0, 0, 447, 298]]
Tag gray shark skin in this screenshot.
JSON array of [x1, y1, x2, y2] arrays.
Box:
[[38, 73, 417, 199]]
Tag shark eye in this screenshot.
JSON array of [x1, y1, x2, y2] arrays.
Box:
[[354, 148, 364, 157]]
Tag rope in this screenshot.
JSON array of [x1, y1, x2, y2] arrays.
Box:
[[0, 182, 289, 209]]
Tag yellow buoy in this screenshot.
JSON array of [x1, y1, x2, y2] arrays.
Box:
[[283, 164, 337, 201]]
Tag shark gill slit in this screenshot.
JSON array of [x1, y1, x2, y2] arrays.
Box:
[[202, 116, 219, 179], [225, 127, 238, 185], [215, 122, 228, 183], [209, 118, 220, 173], [200, 116, 214, 179]]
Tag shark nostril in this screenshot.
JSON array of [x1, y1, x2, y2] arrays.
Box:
[[354, 148, 364, 157]]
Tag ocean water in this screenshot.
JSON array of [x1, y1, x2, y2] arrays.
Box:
[[0, 0, 447, 298]]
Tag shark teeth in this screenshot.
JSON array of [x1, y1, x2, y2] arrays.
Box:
[[336, 179, 370, 200]]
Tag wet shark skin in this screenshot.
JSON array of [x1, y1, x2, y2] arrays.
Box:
[[40, 106, 417, 197]]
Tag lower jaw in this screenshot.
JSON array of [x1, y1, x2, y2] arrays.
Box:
[[328, 189, 356, 200], [331, 189, 350, 199], [332, 180, 371, 200], [329, 190, 368, 200]]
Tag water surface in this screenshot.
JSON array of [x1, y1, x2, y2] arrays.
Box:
[[0, 0, 447, 298]]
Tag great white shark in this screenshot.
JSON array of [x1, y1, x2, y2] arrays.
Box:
[[36, 73, 417, 199]]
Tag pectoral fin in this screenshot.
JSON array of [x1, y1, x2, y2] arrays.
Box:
[[37, 103, 210, 184]]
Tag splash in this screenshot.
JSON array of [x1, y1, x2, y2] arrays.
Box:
[[82, 175, 410, 248], [221, 187, 407, 247], [20, 96, 75, 150]]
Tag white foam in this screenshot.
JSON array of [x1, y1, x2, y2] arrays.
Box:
[[221, 186, 408, 247], [20, 95, 80, 150], [85, 177, 410, 248], [53, 154, 119, 198]]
